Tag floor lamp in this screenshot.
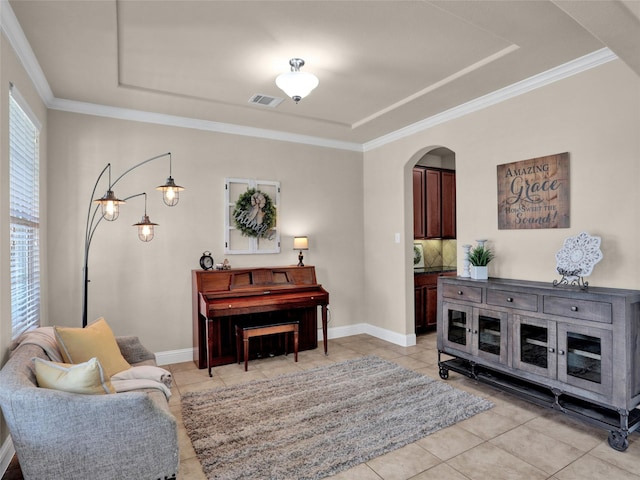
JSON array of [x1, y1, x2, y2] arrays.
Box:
[[82, 152, 184, 327]]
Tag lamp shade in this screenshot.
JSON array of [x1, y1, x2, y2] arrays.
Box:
[[293, 236, 309, 250], [133, 214, 158, 242], [157, 176, 184, 206], [276, 58, 319, 103], [94, 190, 125, 222]]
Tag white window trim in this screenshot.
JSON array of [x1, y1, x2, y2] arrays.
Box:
[[9, 84, 41, 338]]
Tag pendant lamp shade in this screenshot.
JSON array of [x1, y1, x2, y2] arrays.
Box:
[[133, 214, 157, 242], [131, 193, 158, 242], [157, 176, 184, 206], [94, 189, 125, 221], [276, 58, 319, 103], [156, 153, 184, 206]]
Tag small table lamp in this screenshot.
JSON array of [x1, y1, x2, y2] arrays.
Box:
[[293, 236, 309, 266]]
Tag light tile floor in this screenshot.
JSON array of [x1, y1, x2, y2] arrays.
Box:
[[167, 332, 640, 480]]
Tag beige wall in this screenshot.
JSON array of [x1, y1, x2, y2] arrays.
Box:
[[44, 58, 640, 356], [46, 112, 365, 353], [0, 30, 48, 455], [363, 59, 640, 338]]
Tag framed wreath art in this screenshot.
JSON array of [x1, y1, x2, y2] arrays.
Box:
[[233, 188, 277, 238], [225, 178, 280, 254]]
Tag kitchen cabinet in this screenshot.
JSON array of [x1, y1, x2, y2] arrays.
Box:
[[415, 273, 438, 332], [415, 271, 456, 332], [440, 171, 456, 238], [413, 167, 455, 239], [425, 169, 441, 238], [412, 168, 426, 239], [437, 276, 640, 451]]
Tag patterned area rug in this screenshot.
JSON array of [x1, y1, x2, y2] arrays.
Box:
[[182, 355, 492, 480]]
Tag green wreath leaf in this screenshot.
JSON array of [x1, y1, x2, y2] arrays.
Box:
[[232, 188, 277, 238]]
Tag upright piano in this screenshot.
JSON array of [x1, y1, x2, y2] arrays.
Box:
[[192, 266, 329, 373]]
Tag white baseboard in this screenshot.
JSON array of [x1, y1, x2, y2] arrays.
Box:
[[323, 323, 368, 339], [0, 436, 15, 478], [155, 347, 194, 366], [154, 324, 415, 365], [332, 323, 416, 347], [362, 324, 417, 347]]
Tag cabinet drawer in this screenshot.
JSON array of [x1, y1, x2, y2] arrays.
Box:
[[415, 273, 438, 287], [442, 284, 482, 303], [487, 289, 538, 312], [543, 296, 612, 324]]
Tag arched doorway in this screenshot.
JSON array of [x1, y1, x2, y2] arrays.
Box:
[[411, 147, 457, 335]]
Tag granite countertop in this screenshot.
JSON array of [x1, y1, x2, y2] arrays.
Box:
[[414, 266, 457, 275]]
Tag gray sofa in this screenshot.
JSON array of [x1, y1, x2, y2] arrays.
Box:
[[0, 336, 179, 480]]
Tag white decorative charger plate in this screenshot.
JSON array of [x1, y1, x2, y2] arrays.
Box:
[[555, 232, 603, 277]]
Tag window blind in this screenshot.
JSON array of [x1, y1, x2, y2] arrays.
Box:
[[10, 86, 41, 339]]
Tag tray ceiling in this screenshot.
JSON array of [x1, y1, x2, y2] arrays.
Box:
[[7, 0, 640, 147]]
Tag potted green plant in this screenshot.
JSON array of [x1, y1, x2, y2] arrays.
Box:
[[468, 245, 494, 280]]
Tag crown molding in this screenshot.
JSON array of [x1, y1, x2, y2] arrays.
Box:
[[2, 0, 616, 154], [362, 48, 617, 152], [1, 0, 54, 104], [48, 97, 364, 152]]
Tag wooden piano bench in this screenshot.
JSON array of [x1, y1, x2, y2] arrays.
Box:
[[235, 321, 299, 371]]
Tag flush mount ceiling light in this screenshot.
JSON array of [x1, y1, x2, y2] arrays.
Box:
[[275, 58, 319, 103]]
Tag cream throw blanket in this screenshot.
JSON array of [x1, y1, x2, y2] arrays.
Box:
[[11, 327, 63, 362], [112, 366, 172, 399], [13, 327, 172, 399]]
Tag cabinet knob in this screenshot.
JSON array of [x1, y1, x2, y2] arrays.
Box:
[[571, 306, 578, 312], [473, 330, 478, 334], [506, 297, 513, 303], [458, 290, 464, 295], [558, 350, 565, 355], [548, 347, 555, 353]]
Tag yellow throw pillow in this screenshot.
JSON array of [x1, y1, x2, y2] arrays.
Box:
[[54, 317, 130, 377], [34, 357, 116, 395]]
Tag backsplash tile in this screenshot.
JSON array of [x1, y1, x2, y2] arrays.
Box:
[[442, 240, 457, 266], [414, 239, 457, 268], [423, 240, 442, 267]]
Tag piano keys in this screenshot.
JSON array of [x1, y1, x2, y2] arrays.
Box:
[[192, 266, 329, 373]]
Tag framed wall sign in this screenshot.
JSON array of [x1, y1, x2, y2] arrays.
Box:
[[497, 152, 570, 230], [225, 178, 280, 254]]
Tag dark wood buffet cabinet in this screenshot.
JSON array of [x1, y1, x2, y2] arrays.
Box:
[[413, 167, 455, 239], [437, 276, 640, 451]]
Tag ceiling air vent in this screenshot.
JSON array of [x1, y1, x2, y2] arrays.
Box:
[[248, 94, 284, 108]]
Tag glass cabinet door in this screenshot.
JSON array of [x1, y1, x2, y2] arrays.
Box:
[[513, 316, 557, 378], [441, 302, 473, 353], [441, 304, 508, 366], [475, 308, 509, 364], [557, 323, 612, 396]]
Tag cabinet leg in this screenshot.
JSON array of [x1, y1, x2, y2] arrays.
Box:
[[607, 409, 631, 451], [608, 431, 629, 451]]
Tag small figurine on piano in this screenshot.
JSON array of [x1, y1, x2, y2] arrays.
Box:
[[215, 259, 231, 270]]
